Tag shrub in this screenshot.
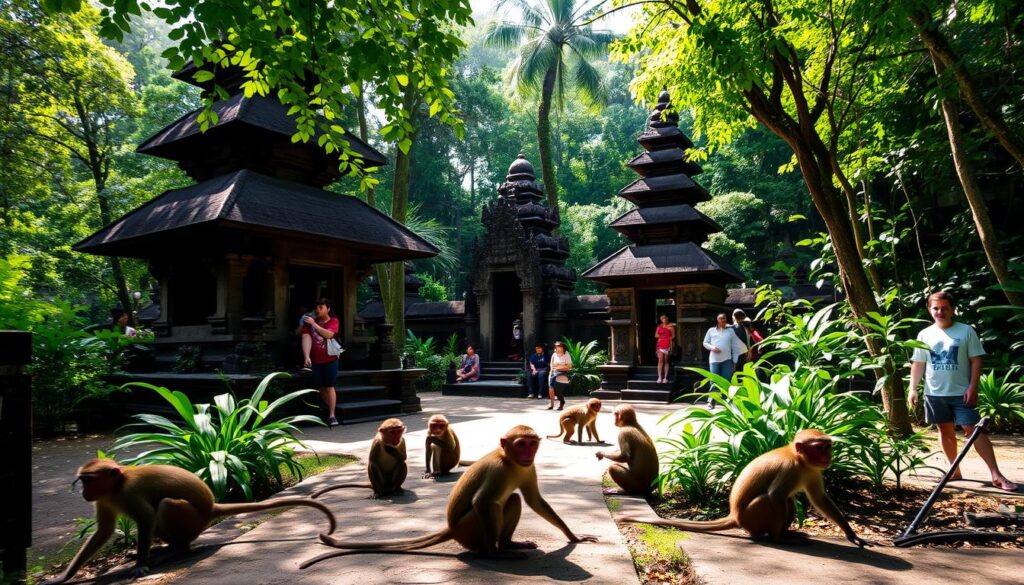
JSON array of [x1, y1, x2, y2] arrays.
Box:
[[113, 373, 322, 502], [173, 344, 202, 373], [561, 337, 606, 395], [405, 330, 448, 391], [976, 369, 1024, 433]]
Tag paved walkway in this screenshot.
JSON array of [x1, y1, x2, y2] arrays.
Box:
[[31, 394, 1024, 585]]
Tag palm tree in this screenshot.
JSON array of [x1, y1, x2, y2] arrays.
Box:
[[484, 0, 613, 209]]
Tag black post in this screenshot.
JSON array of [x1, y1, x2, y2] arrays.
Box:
[[0, 331, 32, 582], [899, 416, 990, 539]]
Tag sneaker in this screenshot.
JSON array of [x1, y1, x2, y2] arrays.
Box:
[[327, 417, 338, 427]]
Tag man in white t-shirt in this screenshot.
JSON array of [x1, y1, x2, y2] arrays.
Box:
[[909, 291, 1018, 492]]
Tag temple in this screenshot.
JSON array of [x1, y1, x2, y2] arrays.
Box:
[[583, 88, 744, 402], [74, 64, 433, 421]]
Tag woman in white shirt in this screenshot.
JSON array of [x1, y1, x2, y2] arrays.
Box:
[[703, 313, 746, 383], [547, 340, 573, 411]]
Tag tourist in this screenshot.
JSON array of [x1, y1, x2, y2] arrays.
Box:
[[526, 343, 548, 399], [547, 340, 572, 410], [302, 297, 340, 427], [654, 314, 675, 384], [113, 310, 138, 338], [744, 319, 764, 362], [455, 345, 480, 383], [702, 313, 745, 382], [729, 309, 750, 370], [908, 291, 1018, 492], [508, 312, 524, 361]]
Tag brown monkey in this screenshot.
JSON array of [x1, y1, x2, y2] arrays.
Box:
[[313, 418, 407, 499], [42, 458, 336, 585], [622, 430, 868, 546], [547, 398, 602, 444], [596, 404, 659, 496], [303, 425, 597, 565], [423, 414, 462, 478]]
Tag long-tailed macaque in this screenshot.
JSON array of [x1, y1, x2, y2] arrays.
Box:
[[423, 414, 462, 478], [43, 458, 337, 585], [596, 404, 658, 496], [302, 425, 597, 566], [547, 398, 602, 444], [622, 430, 868, 546], [313, 418, 407, 499]]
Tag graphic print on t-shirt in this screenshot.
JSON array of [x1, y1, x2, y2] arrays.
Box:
[[929, 339, 960, 371]]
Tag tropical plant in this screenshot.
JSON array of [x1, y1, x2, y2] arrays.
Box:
[[405, 330, 448, 392], [846, 426, 934, 491], [113, 373, 322, 502], [74, 514, 137, 551], [976, 369, 1024, 433], [561, 337, 606, 394], [484, 0, 614, 209], [657, 422, 719, 504], [441, 333, 461, 366]]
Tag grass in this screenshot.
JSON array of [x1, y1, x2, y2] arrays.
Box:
[[635, 525, 689, 566]]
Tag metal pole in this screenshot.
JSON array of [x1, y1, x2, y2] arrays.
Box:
[[899, 416, 990, 539]]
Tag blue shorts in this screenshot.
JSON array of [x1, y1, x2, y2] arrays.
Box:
[[924, 394, 981, 427], [310, 360, 338, 387]]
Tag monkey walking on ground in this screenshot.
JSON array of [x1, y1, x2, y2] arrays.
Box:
[[596, 404, 659, 496], [313, 418, 407, 499], [301, 425, 598, 566], [42, 458, 337, 585], [422, 414, 474, 478], [547, 398, 602, 444], [622, 429, 870, 546]]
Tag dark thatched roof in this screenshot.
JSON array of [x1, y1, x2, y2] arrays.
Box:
[[581, 243, 744, 286], [74, 170, 437, 261], [619, 173, 710, 206], [609, 205, 721, 231], [627, 147, 703, 177]]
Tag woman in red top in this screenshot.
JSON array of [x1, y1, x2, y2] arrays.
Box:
[[302, 297, 340, 427], [655, 314, 675, 384]]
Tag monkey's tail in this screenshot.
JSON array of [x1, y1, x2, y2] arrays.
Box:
[[212, 498, 337, 534], [318, 528, 451, 552], [311, 483, 373, 499], [619, 514, 737, 532]]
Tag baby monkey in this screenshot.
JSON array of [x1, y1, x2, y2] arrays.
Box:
[[623, 430, 869, 546], [314, 418, 408, 499], [43, 458, 336, 585], [547, 398, 602, 444]]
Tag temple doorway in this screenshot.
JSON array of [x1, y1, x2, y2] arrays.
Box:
[[288, 265, 338, 324], [638, 289, 676, 365], [490, 270, 523, 360]]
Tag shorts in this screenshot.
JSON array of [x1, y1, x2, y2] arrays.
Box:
[[656, 346, 670, 355], [310, 360, 339, 387], [924, 394, 981, 426]]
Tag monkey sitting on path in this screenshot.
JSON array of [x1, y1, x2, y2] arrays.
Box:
[[423, 414, 465, 478], [313, 418, 408, 499], [622, 429, 869, 546], [42, 458, 336, 585], [301, 425, 598, 566], [547, 398, 602, 444], [596, 404, 658, 496]]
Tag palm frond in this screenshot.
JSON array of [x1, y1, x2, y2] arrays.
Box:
[[515, 36, 559, 93], [568, 49, 607, 107], [403, 204, 458, 273], [570, 29, 616, 59], [482, 21, 530, 50], [497, 0, 549, 27]]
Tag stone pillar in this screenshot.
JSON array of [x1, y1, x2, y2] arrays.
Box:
[[605, 288, 636, 365], [521, 289, 538, 355], [674, 284, 727, 395], [149, 260, 171, 336], [475, 289, 492, 360], [0, 331, 31, 577]]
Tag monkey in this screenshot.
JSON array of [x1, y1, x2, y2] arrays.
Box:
[[596, 404, 659, 496], [42, 458, 337, 585], [621, 430, 869, 547], [313, 418, 407, 499], [301, 425, 598, 566], [547, 398, 602, 444], [423, 414, 463, 478]]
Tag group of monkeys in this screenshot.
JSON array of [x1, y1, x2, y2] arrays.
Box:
[[45, 398, 868, 584]]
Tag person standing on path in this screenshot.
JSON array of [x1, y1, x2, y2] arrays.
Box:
[[729, 309, 750, 370], [909, 291, 1018, 492], [526, 343, 548, 399], [548, 340, 572, 411], [703, 313, 745, 384], [654, 314, 675, 384], [303, 298, 340, 427]]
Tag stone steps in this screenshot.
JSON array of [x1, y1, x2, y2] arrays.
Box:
[[441, 380, 525, 398], [333, 398, 402, 423]]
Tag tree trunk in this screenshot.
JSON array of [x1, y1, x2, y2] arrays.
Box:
[[911, 11, 1024, 170], [537, 65, 558, 210], [928, 51, 1024, 307]]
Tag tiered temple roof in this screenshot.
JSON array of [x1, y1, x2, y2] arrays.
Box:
[[583, 89, 742, 287]]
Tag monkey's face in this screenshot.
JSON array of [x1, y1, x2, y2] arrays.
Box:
[[428, 421, 447, 436], [613, 411, 625, 427], [502, 436, 540, 467], [382, 426, 405, 446], [797, 438, 833, 469], [589, 401, 602, 413], [76, 470, 117, 502]]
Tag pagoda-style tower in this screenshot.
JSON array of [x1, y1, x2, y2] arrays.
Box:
[[74, 64, 436, 419], [583, 89, 743, 401], [465, 154, 576, 360]]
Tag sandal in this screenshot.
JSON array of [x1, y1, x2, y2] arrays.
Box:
[[993, 477, 1019, 492]]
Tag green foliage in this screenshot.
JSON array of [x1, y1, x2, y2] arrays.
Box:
[[113, 373, 322, 502], [404, 330, 447, 392], [74, 515, 137, 551], [419, 273, 449, 302], [560, 337, 606, 394], [173, 344, 202, 373], [976, 369, 1024, 433], [0, 255, 51, 330], [699, 191, 768, 279]]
